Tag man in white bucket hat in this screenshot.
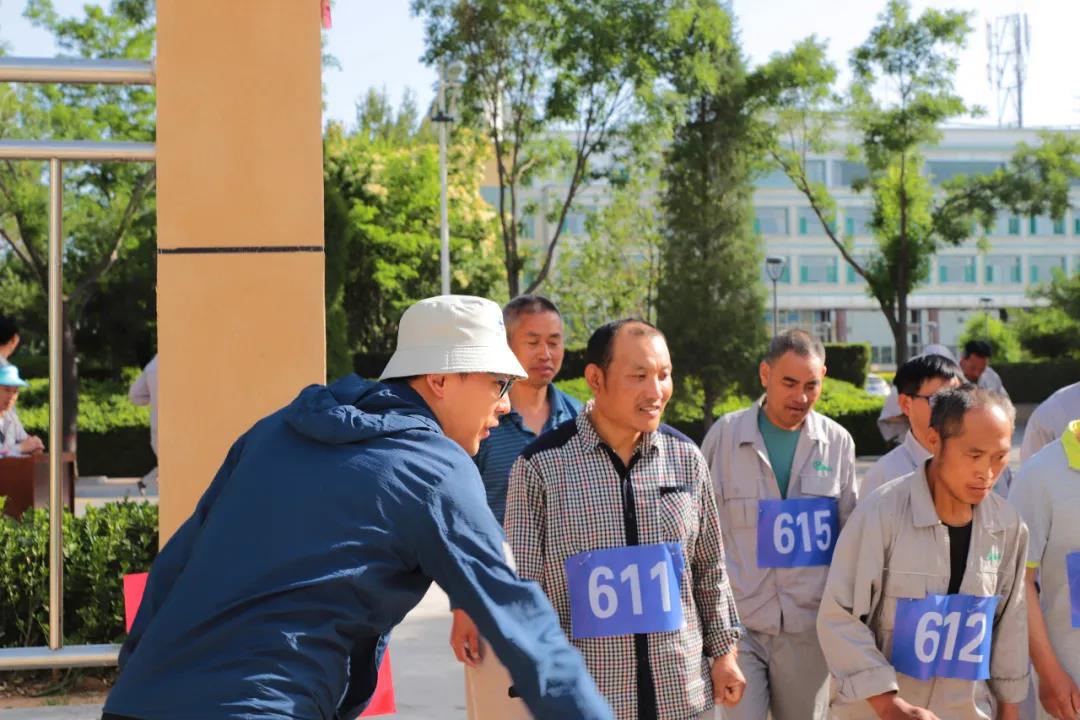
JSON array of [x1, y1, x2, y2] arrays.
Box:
[[104, 295, 613, 720]]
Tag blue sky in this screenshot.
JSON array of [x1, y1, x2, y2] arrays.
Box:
[[1, 0, 1078, 129]]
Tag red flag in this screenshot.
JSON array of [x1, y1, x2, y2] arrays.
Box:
[[123, 572, 149, 632], [321, 0, 332, 29]]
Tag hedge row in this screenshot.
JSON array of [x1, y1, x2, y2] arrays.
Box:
[[994, 359, 1080, 404], [0, 501, 158, 649]]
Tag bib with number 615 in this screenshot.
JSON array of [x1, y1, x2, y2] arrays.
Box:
[[756, 497, 839, 568], [564, 543, 685, 639], [892, 593, 1000, 681]]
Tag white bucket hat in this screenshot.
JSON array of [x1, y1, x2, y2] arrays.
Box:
[[380, 295, 527, 381]]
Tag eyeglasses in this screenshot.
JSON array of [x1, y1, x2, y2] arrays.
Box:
[[906, 393, 936, 403], [490, 374, 515, 399]]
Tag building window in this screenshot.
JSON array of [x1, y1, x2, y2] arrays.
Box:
[[806, 160, 827, 185], [938, 256, 976, 284], [832, 160, 869, 187], [753, 207, 788, 235], [872, 346, 894, 365], [1029, 215, 1057, 236], [1054, 218, 1066, 235], [1074, 218, 1080, 235], [1007, 216, 1021, 235], [799, 255, 839, 284], [926, 160, 1003, 185], [846, 255, 868, 285], [985, 255, 1021, 284], [1029, 255, 1066, 284], [519, 215, 536, 239], [843, 207, 872, 237]]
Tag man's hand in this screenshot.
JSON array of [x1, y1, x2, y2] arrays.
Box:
[[1037, 664, 1080, 720], [19, 436, 44, 454], [711, 651, 746, 707], [867, 692, 940, 720], [449, 608, 483, 668]]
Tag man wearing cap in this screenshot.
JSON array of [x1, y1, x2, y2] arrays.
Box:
[[1020, 381, 1080, 462], [102, 295, 612, 720], [1008, 420, 1080, 720], [861, 354, 965, 500], [701, 329, 857, 720], [502, 319, 745, 720], [818, 387, 1029, 719], [0, 364, 44, 456]]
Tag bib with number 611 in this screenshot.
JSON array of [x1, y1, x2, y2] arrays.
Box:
[[756, 497, 839, 568], [564, 543, 685, 639], [892, 593, 1000, 681]]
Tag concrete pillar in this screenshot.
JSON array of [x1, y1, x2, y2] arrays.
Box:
[[155, 1, 326, 541]]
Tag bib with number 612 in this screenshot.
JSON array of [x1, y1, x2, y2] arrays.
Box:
[[564, 543, 685, 639], [892, 593, 1000, 681], [756, 497, 839, 568]]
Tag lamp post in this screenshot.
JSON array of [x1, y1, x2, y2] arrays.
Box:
[[765, 256, 787, 337], [432, 63, 461, 295], [979, 296, 993, 339]]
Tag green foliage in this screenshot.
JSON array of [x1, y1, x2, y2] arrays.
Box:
[[995, 359, 1080, 404], [656, 5, 768, 428], [759, 0, 1080, 364], [549, 152, 663, 347], [1016, 270, 1080, 360], [413, 0, 739, 295], [323, 91, 506, 358], [957, 312, 1023, 363], [0, 502, 158, 648], [824, 343, 872, 388], [15, 375, 154, 477]]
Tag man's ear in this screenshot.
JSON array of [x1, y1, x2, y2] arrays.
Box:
[[897, 393, 914, 418], [758, 360, 770, 389], [584, 363, 604, 395], [926, 426, 943, 456], [425, 373, 451, 400]]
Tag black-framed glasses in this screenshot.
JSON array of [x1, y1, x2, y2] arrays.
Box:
[[490, 374, 515, 399], [906, 393, 936, 402]]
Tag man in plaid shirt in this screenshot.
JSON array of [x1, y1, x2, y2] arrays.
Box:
[[504, 319, 745, 720]]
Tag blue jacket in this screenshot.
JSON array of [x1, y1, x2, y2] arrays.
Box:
[[104, 376, 611, 720]]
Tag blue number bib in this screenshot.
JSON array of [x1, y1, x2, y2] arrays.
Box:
[[1068, 552, 1080, 629], [757, 497, 839, 568], [564, 543, 685, 639], [893, 594, 1000, 681]]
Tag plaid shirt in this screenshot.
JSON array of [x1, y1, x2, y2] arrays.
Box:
[[505, 403, 741, 720]]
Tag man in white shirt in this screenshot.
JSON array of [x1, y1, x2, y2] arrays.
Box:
[[960, 340, 1009, 398], [861, 353, 964, 499]]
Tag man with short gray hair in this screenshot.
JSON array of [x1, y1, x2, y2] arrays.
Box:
[[701, 328, 857, 720], [818, 386, 1029, 719]]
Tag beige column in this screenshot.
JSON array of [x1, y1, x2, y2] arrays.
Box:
[[155, 1, 326, 541]]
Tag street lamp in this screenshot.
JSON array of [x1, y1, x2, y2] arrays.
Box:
[[979, 296, 993, 339], [765, 256, 787, 337]]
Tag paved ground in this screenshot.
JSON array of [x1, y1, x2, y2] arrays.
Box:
[[7, 418, 1031, 719]]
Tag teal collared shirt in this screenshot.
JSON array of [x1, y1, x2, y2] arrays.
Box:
[[474, 384, 582, 524]]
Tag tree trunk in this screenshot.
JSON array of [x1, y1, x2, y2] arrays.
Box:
[[894, 296, 909, 367], [61, 306, 78, 456], [506, 253, 520, 298]]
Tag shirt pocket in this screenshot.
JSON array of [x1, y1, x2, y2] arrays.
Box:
[[659, 486, 697, 543], [800, 470, 841, 498], [879, 571, 928, 632], [720, 475, 760, 531]]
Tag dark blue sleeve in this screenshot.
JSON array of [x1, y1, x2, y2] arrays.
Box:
[[119, 436, 247, 668], [414, 460, 612, 720]]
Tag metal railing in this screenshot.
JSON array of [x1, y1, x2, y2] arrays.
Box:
[[0, 57, 155, 671]]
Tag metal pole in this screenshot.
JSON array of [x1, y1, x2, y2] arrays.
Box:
[[0, 57, 154, 85], [0, 644, 119, 671], [48, 158, 64, 651], [438, 64, 450, 295], [772, 279, 778, 338], [0, 140, 155, 162]]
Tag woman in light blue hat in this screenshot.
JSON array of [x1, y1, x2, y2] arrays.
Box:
[[0, 364, 44, 456]]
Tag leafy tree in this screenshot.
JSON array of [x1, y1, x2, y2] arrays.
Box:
[[323, 90, 505, 366], [1016, 270, 1080, 359], [413, 0, 706, 297], [656, 2, 768, 432], [549, 153, 663, 348], [0, 0, 156, 450], [760, 0, 1080, 364], [958, 312, 1022, 362]]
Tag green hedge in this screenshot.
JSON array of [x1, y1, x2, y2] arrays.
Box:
[[994, 359, 1080, 405], [14, 377, 154, 478], [0, 501, 158, 649], [824, 343, 871, 388]]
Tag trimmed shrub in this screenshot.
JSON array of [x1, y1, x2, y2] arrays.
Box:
[[0, 501, 158, 649], [994, 360, 1080, 404], [824, 343, 871, 388]]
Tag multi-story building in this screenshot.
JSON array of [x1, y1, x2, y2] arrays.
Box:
[[483, 125, 1080, 365]]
